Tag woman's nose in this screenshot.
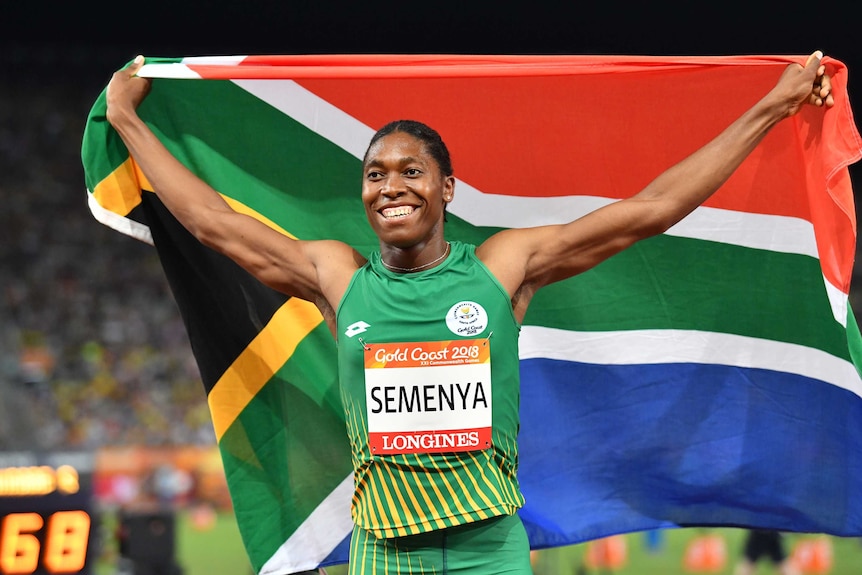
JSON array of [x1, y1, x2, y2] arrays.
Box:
[[381, 175, 406, 195]]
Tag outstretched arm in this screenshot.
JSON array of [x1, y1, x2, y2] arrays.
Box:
[[479, 51, 834, 320], [105, 56, 361, 317]]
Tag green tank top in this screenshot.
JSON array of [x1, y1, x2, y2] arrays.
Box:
[[336, 241, 525, 537]]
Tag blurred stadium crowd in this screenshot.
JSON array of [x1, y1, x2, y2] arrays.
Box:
[[0, 56, 215, 451]]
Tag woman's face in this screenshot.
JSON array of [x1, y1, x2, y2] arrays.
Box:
[[361, 131, 454, 249]]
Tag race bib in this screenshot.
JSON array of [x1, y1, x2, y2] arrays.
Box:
[[364, 339, 492, 455]]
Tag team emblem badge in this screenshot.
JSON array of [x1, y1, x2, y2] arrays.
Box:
[[445, 301, 488, 336]]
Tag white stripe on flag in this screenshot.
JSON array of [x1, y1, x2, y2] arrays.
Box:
[[86, 192, 154, 245], [138, 63, 204, 79], [180, 56, 248, 65], [234, 79, 375, 160], [824, 277, 850, 327], [519, 325, 862, 398], [260, 473, 354, 575], [140, 57, 247, 79]]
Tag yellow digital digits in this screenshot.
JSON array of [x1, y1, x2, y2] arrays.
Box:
[[0, 511, 90, 574], [42, 511, 90, 573], [0, 513, 43, 574]]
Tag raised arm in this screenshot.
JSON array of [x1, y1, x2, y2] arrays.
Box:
[[105, 56, 362, 325], [479, 51, 834, 321]]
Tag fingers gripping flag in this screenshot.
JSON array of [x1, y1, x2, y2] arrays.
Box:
[[81, 54, 862, 574]]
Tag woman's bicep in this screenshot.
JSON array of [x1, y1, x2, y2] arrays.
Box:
[[522, 198, 665, 287], [199, 210, 323, 299]]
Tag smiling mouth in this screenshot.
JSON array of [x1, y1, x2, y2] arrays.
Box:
[[381, 206, 415, 219]]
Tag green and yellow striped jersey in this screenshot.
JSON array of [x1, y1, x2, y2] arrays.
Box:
[[337, 241, 524, 537]]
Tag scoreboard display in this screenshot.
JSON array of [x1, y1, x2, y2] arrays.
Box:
[[0, 453, 95, 575]]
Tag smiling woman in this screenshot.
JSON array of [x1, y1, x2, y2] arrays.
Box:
[[100, 52, 837, 575], [361, 127, 454, 261]]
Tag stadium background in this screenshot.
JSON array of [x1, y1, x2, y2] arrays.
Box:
[[1, 2, 860, 574]]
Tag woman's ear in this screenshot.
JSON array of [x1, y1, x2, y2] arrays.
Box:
[[443, 176, 455, 203]]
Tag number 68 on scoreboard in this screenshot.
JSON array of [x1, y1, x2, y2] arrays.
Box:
[[0, 453, 95, 575]]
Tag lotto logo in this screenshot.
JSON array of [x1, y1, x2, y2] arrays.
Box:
[[344, 321, 371, 338]]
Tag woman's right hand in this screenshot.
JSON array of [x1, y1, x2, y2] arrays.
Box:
[[105, 55, 152, 127]]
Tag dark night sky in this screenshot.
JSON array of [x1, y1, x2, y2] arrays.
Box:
[[3, 3, 860, 72]]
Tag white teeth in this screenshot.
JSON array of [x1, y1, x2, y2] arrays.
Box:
[[382, 206, 414, 218]]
